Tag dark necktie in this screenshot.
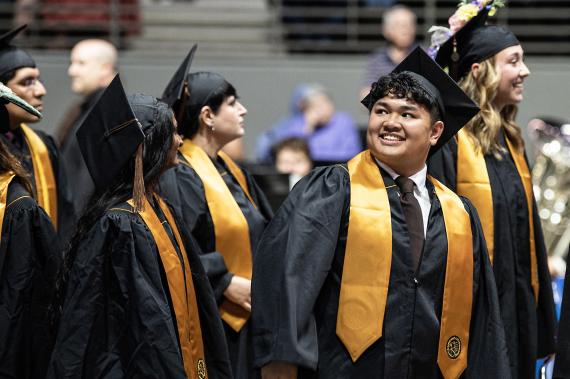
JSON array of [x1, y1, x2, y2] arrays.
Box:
[[395, 176, 425, 272]]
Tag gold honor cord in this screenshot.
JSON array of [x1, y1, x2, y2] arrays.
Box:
[[337, 151, 473, 379], [505, 137, 539, 303], [0, 172, 16, 246], [456, 130, 494, 263], [129, 196, 207, 379], [179, 140, 252, 332], [456, 131, 539, 303], [20, 124, 58, 228]]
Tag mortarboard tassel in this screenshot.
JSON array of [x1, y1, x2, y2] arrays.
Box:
[[132, 144, 145, 212]]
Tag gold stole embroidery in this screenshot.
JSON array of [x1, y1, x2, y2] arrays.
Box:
[[0, 172, 16, 245], [337, 151, 473, 379], [20, 124, 58, 228], [179, 140, 256, 332], [129, 196, 207, 379], [456, 130, 539, 302]]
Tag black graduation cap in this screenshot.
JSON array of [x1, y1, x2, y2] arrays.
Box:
[[435, 7, 519, 81], [161, 44, 197, 108], [76, 74, 146, 192], [185, 71, 228, 120], [361, 47, 480, 155], [0, 25, 36, 78]]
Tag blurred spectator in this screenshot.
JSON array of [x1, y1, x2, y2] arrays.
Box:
[[256, 83, 361, 163], [273, 137, 313, 187], [361, 4, 417, 98], [56, 38, 117, 218]]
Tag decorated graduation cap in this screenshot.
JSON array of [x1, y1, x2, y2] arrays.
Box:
[[432, 0, 519, 81], [77, 74, 162, 210], [1, 81, 42, 132], [1, 81, 41, 118], [361, 46, 480, 154], [0, 25, 36, 79]]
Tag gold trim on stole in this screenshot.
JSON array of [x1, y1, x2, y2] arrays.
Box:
[[456, 131, 539, 302], [337, 151, 473, 379], [20, 124, 58, 228], [179, 139, 254, 332], [431, 176, 473, 379], [456, 130, 494, 263], [128, 196, 207, 379], [0, 172, 16, 246]]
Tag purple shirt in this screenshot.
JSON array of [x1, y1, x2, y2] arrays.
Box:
[[256, 111, 362, 163]]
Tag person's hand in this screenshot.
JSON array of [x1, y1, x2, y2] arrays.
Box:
[[223, 275, 251, 312], [261, 362, 298, 379]]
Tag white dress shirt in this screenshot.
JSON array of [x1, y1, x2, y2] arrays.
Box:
[[375, 159, 431, 237]]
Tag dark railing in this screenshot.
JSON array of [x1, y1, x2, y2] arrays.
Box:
[[277, 0, 570, 55], [1, 0, 569, 55]]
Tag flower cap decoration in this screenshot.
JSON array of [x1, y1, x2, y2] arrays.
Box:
[[428, 0, 519, 81], [427, 0, 504, 60]]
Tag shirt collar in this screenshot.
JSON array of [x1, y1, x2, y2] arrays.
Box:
[[374, 157, 427, 190]]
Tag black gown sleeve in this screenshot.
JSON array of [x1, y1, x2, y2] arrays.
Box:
[[533, 199, 557, 358], [427, 137, 458, 191], [0, 182, 61, 379], [47, 210, 188, 379], [460, 197, 512, 378], [251, 166, 349, 370], [159, 162, 234, 302]]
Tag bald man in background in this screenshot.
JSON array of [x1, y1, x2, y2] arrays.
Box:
[[57, 39, 117, 221]]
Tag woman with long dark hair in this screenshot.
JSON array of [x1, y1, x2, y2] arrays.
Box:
[[160, 52, 273, 377], [427, 3, 556, 377], [0, 83, 61, 378], [47, 75, 232, 379]]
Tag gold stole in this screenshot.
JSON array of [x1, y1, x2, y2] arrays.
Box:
[[336, 151, 473, 379], [179, 139, 256, 332], [20, 124, 58, 228], [456, 130, 539, 302], [0, 172, 16, 245], [128, 196, 208, 379]]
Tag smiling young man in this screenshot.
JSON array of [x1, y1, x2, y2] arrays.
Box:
[[251, 47, 511, 378], [0, 25, 73, 237]]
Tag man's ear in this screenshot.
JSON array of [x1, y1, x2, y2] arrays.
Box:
[[470, 62, 481, 79], [430, 120, 444, 146]]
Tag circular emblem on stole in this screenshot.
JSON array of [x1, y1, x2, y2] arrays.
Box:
[[446, 336, 461, 359], [197, 358, 207, 379]]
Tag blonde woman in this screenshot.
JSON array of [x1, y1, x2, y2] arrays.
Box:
[[428, 5, 556, 378]]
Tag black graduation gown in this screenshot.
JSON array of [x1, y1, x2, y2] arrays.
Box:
[[251, 165, 511, 378], [159, 153, 274, 379], [0, 179, 61, 379], [47, 199, 233, 379], [428, 134, 557, 379], [553, 258, 570, 379], [0, 126, 76, 241]]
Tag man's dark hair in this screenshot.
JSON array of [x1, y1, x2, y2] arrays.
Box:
[[367, 71, 441, 124]]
